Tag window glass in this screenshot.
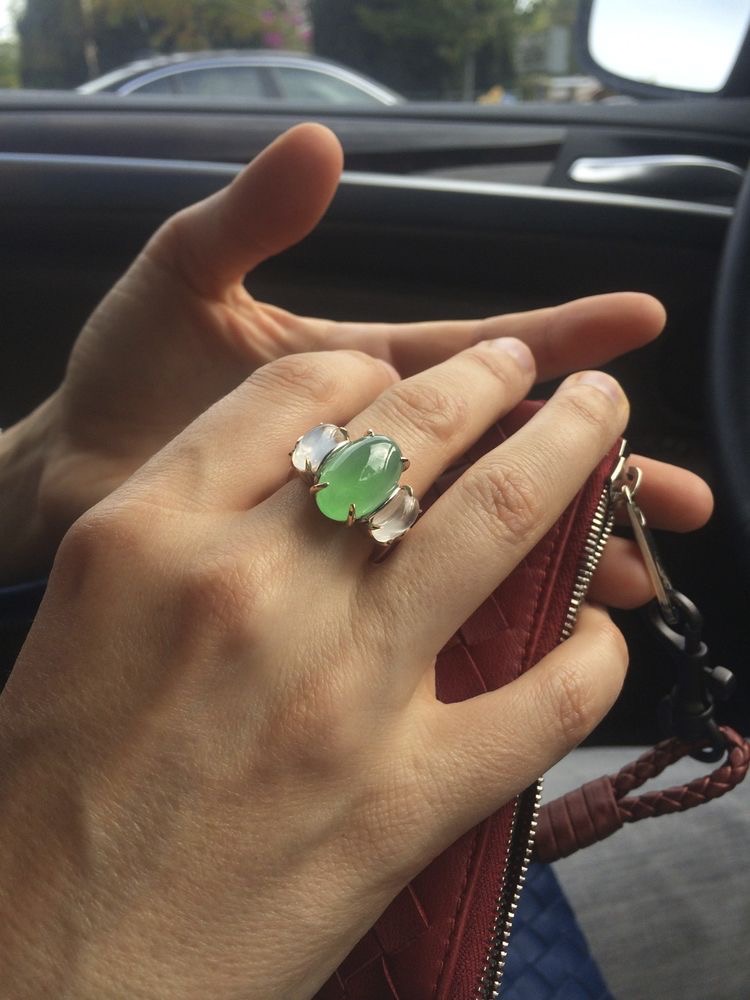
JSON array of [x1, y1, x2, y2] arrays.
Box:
[[172, 66, 267, 99], [274, 66, 382, 105], [128, 74, 177, 95]]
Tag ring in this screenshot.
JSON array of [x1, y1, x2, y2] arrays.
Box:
[[290, 424, 421, 546]]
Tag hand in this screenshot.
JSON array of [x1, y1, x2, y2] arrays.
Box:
[[0, 123, 711, 587], [2, 343, 633, 998]]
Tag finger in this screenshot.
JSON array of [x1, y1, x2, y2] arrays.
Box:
[[318, 292, 666, 381], [588, 536, 655, 608], [342, 337, 536, 499], [376, 371, 628, 657], [147, 124, 343, 299], [421, 605, 627, 837], [134, 351, 398, 510], [616, 455, 713, 532]]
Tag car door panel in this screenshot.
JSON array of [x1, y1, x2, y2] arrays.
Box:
[[1, 86, 747, 739]]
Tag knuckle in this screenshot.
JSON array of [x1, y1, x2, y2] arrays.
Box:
[[461, 460, 542, 544], [55, 502, 164, 583], [384, 379, 467, 444], [465, 345, 524, 392], [252, 353, 343, 407], [559, 385, 616, 436]]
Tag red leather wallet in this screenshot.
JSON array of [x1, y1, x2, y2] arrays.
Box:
[[316, 403, 622, 1000]]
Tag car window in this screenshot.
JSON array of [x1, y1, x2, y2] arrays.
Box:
[[128, 74, 178, 96], [273, 66, 384, 105], [170, 66, 268, 99]]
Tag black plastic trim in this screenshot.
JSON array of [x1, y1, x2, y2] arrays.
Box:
[[0, 152, 731, 244]]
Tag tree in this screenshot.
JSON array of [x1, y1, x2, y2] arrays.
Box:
[[86, 0, 310, 74], [17, 0, 88, 88], [16, 0, 311, 86], [516, 0, 578, 32], [312, 0, 518, 101], [357, 0, 518, 98]]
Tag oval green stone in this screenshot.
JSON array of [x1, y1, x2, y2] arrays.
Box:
[[316, 435, 402, 522]]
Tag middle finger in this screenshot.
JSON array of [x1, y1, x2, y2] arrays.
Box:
[[373, 371, 629, 658], [344, 336, 537, 498]]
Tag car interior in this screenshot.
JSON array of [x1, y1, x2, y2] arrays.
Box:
[[3, 99, 749, 745], [1, 0, 749, 996]]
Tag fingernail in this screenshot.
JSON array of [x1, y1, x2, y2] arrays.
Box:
[[565, 370, 624, 404], [482, 336, 535, 373]]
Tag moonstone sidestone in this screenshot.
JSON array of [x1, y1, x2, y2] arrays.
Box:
[[316, 435, 402, 522], [291, 424, 348, 477], [369, 487, 420, 543]]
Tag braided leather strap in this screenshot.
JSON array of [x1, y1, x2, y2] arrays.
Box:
[[534, 726, 750, 863]]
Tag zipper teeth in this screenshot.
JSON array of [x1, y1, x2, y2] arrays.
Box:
[[476, 477, 617, 999], [476, 780, 543, 1000], [560, 485, 615, 642]]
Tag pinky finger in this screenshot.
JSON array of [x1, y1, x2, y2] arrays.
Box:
[[420, 605, 628, 842]]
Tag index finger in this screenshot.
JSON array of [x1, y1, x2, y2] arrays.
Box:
[[324, 292, 666, 381]]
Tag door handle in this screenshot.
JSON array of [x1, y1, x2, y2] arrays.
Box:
[[568, 154, 744, 200]]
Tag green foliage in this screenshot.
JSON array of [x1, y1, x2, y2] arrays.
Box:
[[88, 0, 307, 58], [355, 0, 517, 71], [517, 0, 578, 31], [313, 0, 520, 99], [0, 40, 20, 87], [15, 0, 311, 86]]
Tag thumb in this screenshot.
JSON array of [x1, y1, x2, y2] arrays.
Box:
[[148, 123, 343, 299], [422, 605, 628, 841]]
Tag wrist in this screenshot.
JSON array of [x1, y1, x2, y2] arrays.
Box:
[[0, 395, 63, 585]]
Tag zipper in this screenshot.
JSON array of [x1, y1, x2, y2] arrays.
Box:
[[476, 440, 628, 999]]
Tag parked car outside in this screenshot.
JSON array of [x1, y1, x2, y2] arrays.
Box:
[[76, 50, 404, 106]]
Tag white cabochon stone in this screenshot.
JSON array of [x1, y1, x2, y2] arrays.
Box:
[[291, 424, 348, 476], [369, 487, 420, 543]]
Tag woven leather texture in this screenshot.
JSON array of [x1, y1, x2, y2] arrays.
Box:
[[535, 726, 750, 862], [316, 410, 620, 1000], [503, 864, 612, 1000]]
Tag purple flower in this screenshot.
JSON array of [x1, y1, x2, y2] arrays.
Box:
[[260, 10, 275, 24]]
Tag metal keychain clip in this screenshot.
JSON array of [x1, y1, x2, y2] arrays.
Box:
[[613, 462, 736, 762]]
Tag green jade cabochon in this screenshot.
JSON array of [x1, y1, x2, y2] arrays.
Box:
[[316, 435, 402, 522]]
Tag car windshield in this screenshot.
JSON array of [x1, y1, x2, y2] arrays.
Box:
[[0, 0, 685, 105]]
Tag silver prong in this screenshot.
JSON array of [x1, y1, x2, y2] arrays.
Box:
[[310, 482, 329, 494], [365, 429, 375, 437], [403, 484, 414, 496], [304, 458, 313, 474], [347, 503, 357, 526], [401, 457, 411, 471]]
